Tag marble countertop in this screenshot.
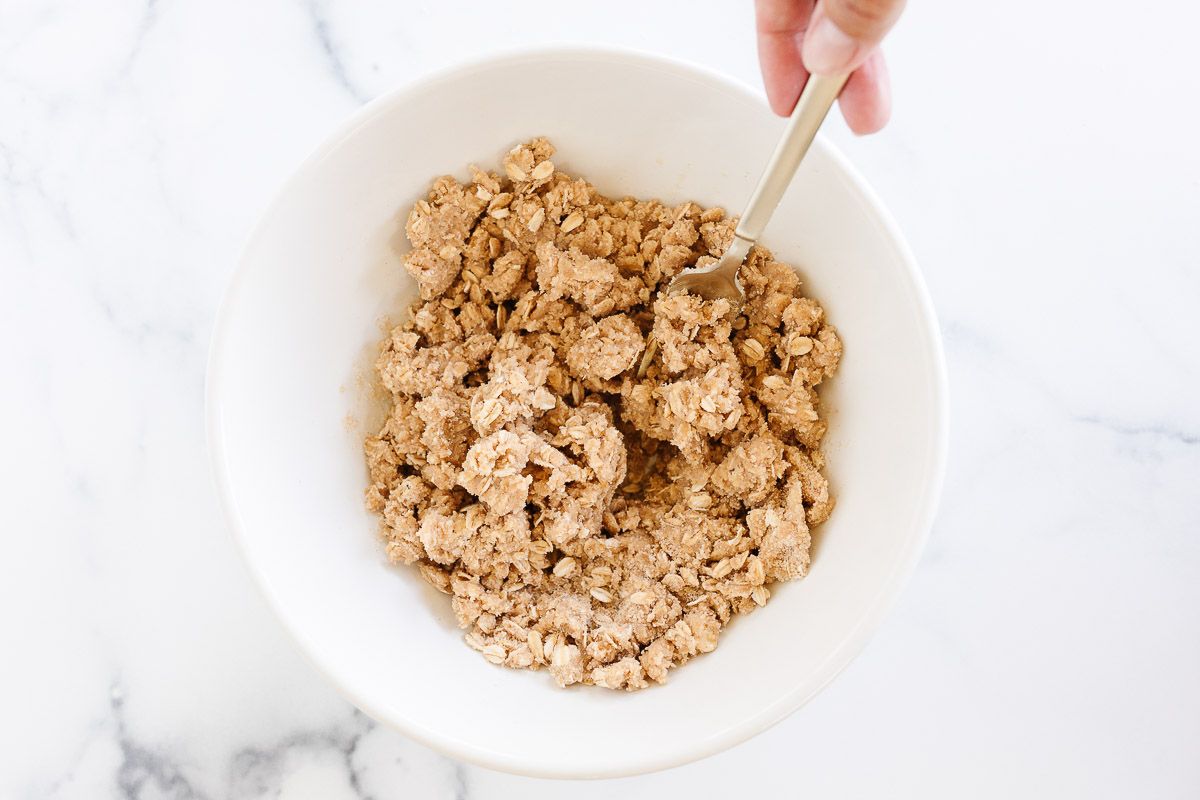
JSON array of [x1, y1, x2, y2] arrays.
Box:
[[3, 0, 1198, 797]]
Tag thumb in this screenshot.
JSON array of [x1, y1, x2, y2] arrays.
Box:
[[803, 0, 905, 75]]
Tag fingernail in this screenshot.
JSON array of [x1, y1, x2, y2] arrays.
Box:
[[804, 12, 866, 75]]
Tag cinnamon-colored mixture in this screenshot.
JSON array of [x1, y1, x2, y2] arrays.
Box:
[[364, 139, 841, 690]]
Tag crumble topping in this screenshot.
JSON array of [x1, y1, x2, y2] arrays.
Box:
[[364, 139, 841, 690]]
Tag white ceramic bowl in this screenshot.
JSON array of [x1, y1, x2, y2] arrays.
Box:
[[207, 47, 947, 779]]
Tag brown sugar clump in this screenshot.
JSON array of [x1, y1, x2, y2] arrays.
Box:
[[364, 139, 842, 689], [566, 314, 645, 384]]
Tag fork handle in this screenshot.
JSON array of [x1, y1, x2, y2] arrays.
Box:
[[734, 73, 850, 246]]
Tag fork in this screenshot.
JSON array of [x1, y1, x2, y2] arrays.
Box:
[[638, 73, 849, 376]]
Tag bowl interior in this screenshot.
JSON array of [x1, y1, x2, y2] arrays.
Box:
[[209, 49, 946, 778]]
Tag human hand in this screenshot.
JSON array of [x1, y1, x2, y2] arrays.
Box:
[[755, 0, 904, 134]]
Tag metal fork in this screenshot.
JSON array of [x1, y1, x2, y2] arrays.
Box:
[[638, 73, 848, 376]]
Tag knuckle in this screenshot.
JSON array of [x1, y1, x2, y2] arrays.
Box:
[[829, 0, 905, 38]]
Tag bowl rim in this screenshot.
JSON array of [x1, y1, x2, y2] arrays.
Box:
[[206, 43, 950, 779]]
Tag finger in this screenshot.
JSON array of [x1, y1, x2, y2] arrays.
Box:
[[837, 50, 891, 134], [804, 0, 905, 75], [755, 0, 816, 116]]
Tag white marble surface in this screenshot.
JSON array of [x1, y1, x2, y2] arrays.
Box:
[[2, 0, 1198, 797]]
